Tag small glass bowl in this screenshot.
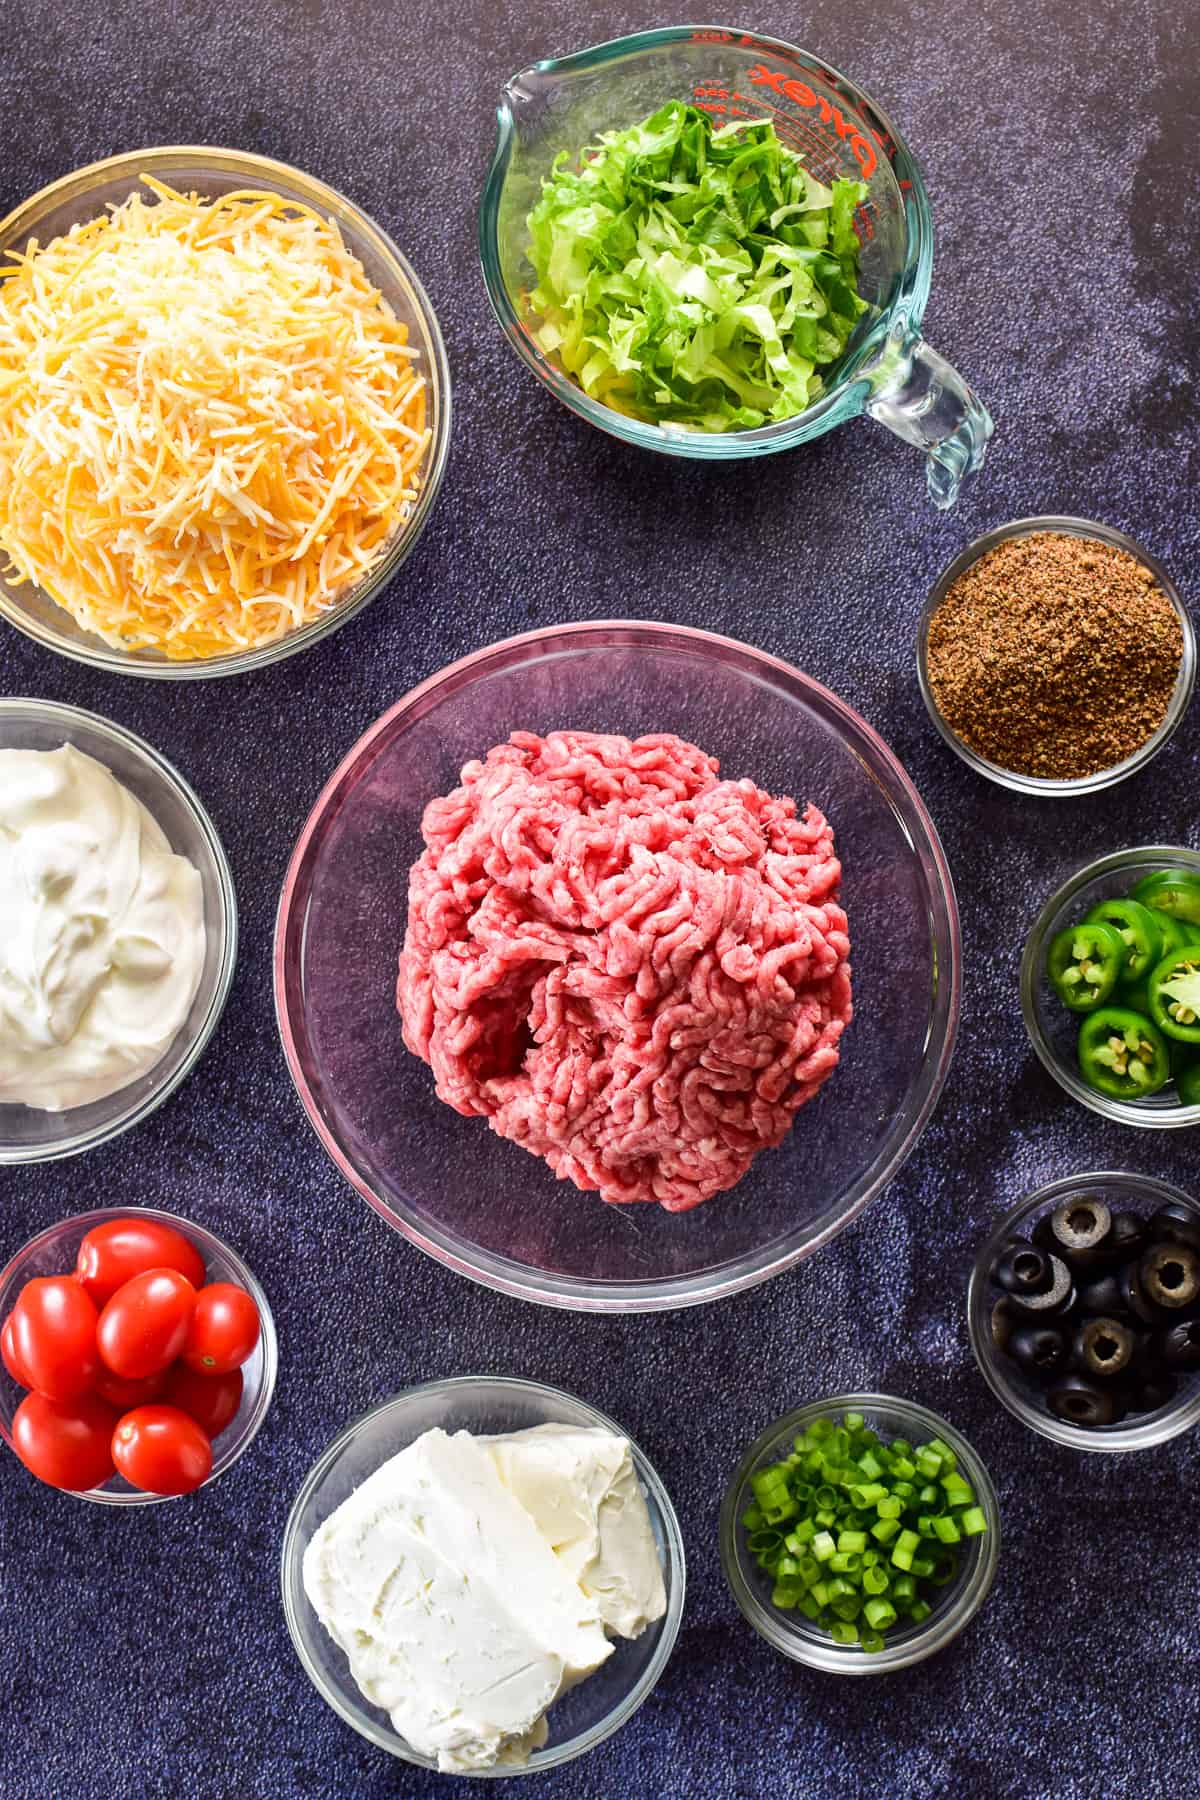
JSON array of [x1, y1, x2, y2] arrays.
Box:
[[1020, 845, 1200, 1129], [0, 1206, 277, 1502], [917, 516, 1195, 796], [967, 1173, 1200, 1451], [719, 1393, 999, 1675], [281, 1375, 685, 1776], [0, 147, 451, 678], [0, 698, 237, 1162]]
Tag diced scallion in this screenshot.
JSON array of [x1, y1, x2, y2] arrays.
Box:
[[740, 1410, 989, 1652]]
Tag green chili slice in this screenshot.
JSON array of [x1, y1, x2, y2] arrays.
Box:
[[1147, 947, 1200, 1044], [1083, 897, 1165, 981], [1077, 1006, 1171, 1099], [1047, 921, 1125, 1011]]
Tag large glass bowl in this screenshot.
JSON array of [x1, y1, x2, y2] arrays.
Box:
[[0, 1206, 276, 1503], [0, 147, 451, 678], [274, 621, 960, 1311], [0, 698, 237, 1162], [280, 1375, 685, 1776], [719, 1394, 1000, 1673]]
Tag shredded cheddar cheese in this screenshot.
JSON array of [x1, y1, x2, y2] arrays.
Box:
[[0, 179, 429, 659]]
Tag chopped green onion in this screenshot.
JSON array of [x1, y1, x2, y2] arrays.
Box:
[[740, 1409, 988, 1657]]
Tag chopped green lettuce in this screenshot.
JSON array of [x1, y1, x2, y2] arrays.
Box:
[[525, 101, 868, 431]]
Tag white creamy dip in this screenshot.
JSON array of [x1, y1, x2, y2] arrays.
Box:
[[0, 744, 206, 1111], [302, 1424, 667, 1773]]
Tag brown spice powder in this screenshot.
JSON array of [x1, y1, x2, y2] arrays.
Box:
[[926, 531, 1184, 780]]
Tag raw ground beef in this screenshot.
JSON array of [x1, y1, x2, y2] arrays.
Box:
[[396, 730, 852, 1212]]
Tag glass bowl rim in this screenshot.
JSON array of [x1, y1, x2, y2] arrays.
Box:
[[1019, 844, 1200, 1129], [478, 23, 934, 457], [0, 1202, 277, 1502], [916, 516, 1196, 796], [718, 1391, 1000, 1674], [966, 1171, 1200, 1451], [0, 696, 238, 1163], [0, 144, 452, 680], [273, 616, 962, 1312], [279, 1372, 686, 1776]]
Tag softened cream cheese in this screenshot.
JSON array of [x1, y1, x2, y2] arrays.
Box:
[[483, 1424, 667, 1639], [0, 744, 205, 1111], [302, 1424, 666, 1773]]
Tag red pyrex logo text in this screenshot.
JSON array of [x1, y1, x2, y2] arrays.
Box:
[[746, 64, 879, 179]]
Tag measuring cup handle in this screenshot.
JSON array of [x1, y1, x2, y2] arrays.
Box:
[[864, 324, 994, 509]]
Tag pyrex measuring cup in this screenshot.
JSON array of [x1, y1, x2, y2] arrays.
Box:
[[480, 26, 993, 508]]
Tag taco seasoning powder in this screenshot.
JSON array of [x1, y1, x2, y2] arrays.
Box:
[[926, 531, 1184, 780]]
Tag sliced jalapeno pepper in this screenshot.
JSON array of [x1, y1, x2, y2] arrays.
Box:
[[1147, 947, 1200, 1044], [1077, 1007, 1170, 1099], [1129, 870, 1200, 929], [1047, 921, 1126, 1011], [1177, 1061, 1200, 1106], [1083, 898, 1164, 982], [1152, 914, 1199, 955]]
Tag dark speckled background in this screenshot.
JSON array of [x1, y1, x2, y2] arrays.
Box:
[[1, 1, 1198, 1796]]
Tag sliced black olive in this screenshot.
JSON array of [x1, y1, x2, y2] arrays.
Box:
[[1047, 1196, 1113, 1269], [1077, 1271, 1131, 1318], [992, 1243, 1053, 1296], [1072, 1316, 1135, 1379], [1008, 1252, 1074, 1318], [1140, 1241, 1200, 1311], [1159, 1317, 1200, 1369], [1148, 1204, 1200, 1254], [1095, 1211, 1149, 1268], [1008, 1323, 1068, 1377], [1117, 1260, 1162, 1324], [990, 1296, 1018, 1353], [1047, 1373, 1125, 1427], [1134, 1372, 1178, 1414]]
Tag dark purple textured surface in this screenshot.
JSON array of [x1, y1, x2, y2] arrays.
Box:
[[0, 1, 1198, 1796]]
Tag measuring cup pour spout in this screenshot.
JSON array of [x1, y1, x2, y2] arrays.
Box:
[[864, 323, 994, 509]]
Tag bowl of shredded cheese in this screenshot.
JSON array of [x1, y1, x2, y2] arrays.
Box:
[[0, 148, 450, 676]]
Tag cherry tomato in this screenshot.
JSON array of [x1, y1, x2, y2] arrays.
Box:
[[162, 1363, 242, 1437], [12, 1391, 119, 1491], [1, 1313, 31, 1388], [97, 1269, 196, 1379], [112, 1404, 212, 1496], [11, 1276, 98, 1400], [75, 1218, 206, 1308], [93, 1368, 167, 1411], [182, 1284, 260, 1375]]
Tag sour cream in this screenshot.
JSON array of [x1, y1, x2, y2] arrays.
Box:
[[0, 744, 206, 1111]]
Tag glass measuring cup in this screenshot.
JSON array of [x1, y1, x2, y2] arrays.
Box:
[[480, 26, 993, 508]]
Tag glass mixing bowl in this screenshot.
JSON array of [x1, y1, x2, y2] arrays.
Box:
[[0, 1206, 276, 1503], [0, 147, 451, 678], [480, 26, 992, 507], [281, 1375, 685, 1776], [0, 698, 237, 1162], [1020, 846, 1200, 1129], [275, 621, 960, 1311], [720, 1395, 999, 1673]]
